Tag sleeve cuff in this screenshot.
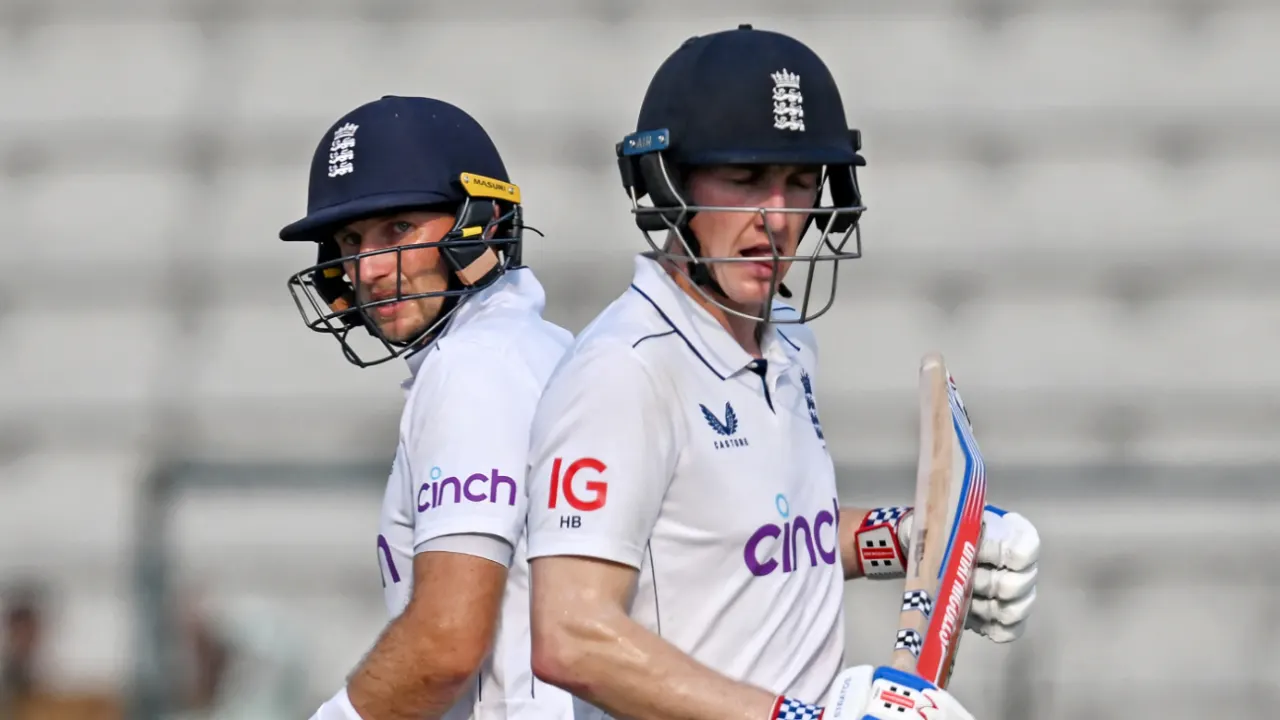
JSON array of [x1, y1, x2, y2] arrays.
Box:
[[527, 534, 645, 570], [415, 516, 519, 549], [415, 532, 515, 568], [311, 687, 363, 720]]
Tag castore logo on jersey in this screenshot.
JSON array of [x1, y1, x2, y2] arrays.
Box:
[[743, 494, 839, 577], [417, 465, 517, 512], [700, 401, 749, 449]]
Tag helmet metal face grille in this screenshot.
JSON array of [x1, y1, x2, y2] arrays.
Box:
[[286, 203, 520, 368], [629, 153, 865, 325]]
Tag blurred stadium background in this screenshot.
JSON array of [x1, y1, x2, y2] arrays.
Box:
[[2, 0, 1278, 718]]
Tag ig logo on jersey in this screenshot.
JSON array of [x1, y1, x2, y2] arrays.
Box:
[[548, 456, 608, 529]]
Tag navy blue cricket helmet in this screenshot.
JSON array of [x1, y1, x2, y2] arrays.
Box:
[[615, 24, 867, 324], [280, 95, 525, 367]]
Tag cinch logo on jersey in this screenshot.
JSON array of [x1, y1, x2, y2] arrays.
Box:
[[417, 466, 517, 511], [700, 402, 749, 450], [548, 457, 608, 512], [376, 534, 401, 587], [743, 495, 839, 576]]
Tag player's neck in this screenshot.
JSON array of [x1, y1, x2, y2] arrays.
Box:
[[722, 313, 764, 358], [663, 261, 764, 357]]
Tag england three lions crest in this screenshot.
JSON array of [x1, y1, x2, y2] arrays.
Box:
[[771, 69, 804, 132], [328, 122, 358, 178]]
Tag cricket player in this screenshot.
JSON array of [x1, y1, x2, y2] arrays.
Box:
[[279, 96, 575, 720], [524, 26, 1040, 720]]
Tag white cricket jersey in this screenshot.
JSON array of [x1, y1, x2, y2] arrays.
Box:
[[375, 267, 575, 720], [526, 255, 846, 707]]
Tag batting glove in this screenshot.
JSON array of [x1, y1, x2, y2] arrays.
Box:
[[772, 665, 975, 720], [899, 505, 1039, 643]]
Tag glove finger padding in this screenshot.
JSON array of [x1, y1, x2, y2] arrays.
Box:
[[971, 564, 1037, 602], [977, 510, 1040, 571], [966, 586, 1036, 642], [965, 613, 1026, 643]]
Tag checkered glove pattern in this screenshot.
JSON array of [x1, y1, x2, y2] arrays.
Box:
[[772, 696, 825, 720], [854, 506, 913, 579], [901, 590, 933, 616], [894, 629, 923, 658]]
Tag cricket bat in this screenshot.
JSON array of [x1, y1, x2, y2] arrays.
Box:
[[888, 352, 987, 689]]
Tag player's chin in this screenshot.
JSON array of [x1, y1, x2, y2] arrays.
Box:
[[374, 313, 430, 344], [375, 298, 447, 342], [719, 263, 787, 307]]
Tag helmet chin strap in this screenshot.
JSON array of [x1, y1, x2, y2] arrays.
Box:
[[677, 226, 793, 319], [670, 224, 729, 297]]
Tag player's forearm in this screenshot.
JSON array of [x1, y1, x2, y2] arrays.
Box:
[[346, 608, 484, 720], [534, 608, 777, 720]]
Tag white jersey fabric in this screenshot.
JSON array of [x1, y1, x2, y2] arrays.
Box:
[[526, 255, 846, 708], [376, 267, 575, 720]]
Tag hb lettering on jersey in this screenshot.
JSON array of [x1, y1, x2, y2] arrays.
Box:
[[743, 496, 839, 577], [417, 466, 517, 512], [548, 457, 607, 528]]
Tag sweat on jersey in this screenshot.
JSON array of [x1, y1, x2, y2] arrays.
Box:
[[375, 267, 575, 720], [526, 255, 847, 707]]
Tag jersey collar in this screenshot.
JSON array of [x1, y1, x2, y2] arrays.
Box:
[[403, 266, 545, 382], [629, 254, 797, 380]]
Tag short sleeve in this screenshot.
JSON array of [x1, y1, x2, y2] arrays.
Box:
[[526, 343, 678, 569], [406, 342, 535, 553], [419, 532, 514, 567]]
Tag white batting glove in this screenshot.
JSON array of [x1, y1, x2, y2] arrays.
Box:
[[818, 665, 975, 720], [898, 505, 1039, 643]]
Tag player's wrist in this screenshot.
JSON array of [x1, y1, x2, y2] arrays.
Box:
[[310, 687, 364, 720], [853, 506, 912, 579]]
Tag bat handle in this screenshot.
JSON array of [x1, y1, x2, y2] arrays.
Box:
[[888, 651, 918, 674]]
